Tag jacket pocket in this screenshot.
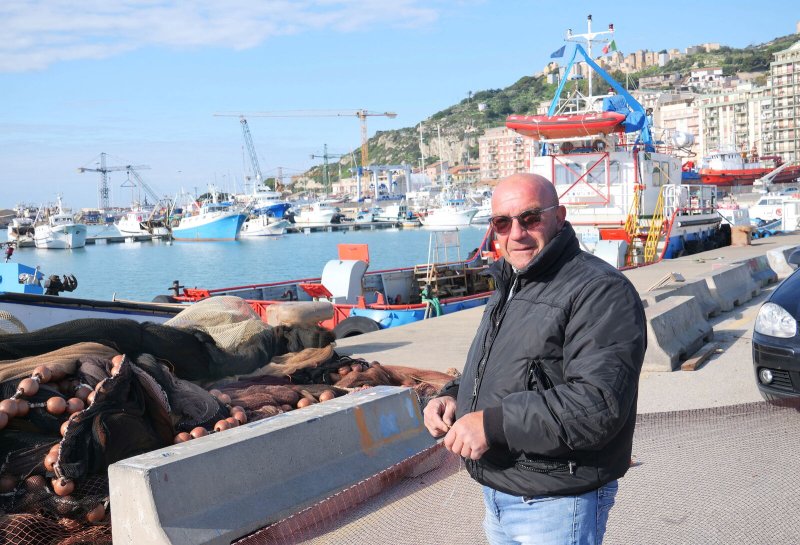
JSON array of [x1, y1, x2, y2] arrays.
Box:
[[516, 456, 576, 475], [526, 358, 553, 392]]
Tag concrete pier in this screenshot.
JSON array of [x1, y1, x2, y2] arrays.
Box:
[[108, 232, 800, 544]]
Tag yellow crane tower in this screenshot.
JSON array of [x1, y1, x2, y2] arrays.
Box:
[[214, 110, 398, 169]]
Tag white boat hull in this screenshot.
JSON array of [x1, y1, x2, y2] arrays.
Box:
[[240, 218, 290, 237], [420, 208, 478, 228], [34, 224, 87, 249]]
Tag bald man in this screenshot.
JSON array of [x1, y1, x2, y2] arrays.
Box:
[[424, 174, 646, 545]]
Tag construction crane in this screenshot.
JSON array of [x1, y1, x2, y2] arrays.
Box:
[[310, 144, 347, 191], [77, 152, 150, 210], [237, 117, 268, 189], [214, 110, 398, 169]]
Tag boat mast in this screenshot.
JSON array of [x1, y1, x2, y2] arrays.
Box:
[[565, 14, 614, 106]]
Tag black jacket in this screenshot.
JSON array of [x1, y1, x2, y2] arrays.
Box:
[[440, 222, 646, 496]]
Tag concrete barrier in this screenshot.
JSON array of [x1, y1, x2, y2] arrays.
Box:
[[766, 245, 800, 277], [643, 295, 713, 372], [740, 255, 778, 288], [642, 278, 721, 319], [699, 264, 760, 312], [109, 386, 434, 545]]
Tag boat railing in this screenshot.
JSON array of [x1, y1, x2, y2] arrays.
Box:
[[662, 184, 717, 217]]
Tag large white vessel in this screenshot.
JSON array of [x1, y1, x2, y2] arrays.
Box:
[[419, 199, 478, 229], [291, 202, 340, 228], [33, 197, 87, 249], [508, 21, 722, 267]]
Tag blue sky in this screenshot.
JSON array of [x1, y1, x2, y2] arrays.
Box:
[[1, 0, 797, 209]]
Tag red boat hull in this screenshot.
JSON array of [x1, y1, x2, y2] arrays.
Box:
[[699, 164, 800, 187], [506, 112, 626, 140]]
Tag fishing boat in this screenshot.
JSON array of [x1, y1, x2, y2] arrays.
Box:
[[160, 233, 496, 338], [505, 111, 626, 140], [506, 22, 725, 267], [0, 262, 180, 332], [116, 206, 171, 238], [240, 214, 291, 237], [419, 201, 478, 229], [7, 217, 35, 247], [33, 196, 87, 249], [698, 149, 800, 187], [290, 202, 340, 228], [172, 191, 247, 242]]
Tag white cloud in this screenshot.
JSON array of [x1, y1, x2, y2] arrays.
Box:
[[0, 0, 440, 72]]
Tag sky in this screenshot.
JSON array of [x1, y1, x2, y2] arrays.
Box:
[[1, 0, 798, 209]]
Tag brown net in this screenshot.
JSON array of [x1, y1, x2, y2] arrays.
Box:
[[0, 300, 457, 545]]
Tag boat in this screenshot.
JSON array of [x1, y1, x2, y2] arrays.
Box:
[[116, 206, 171, 238], [171, 190, 247, 242], [505, 111, 627, 140], [240, 215, 291, 237], [419, 199, 478, 229], [239, 186, 292, 237], [0, 262, 181, 332], [373, 203, 411, 223], [290, 202, 341, 228], [7, 217, 35, 248], [161, 232, 496, 337], [698, 150, 800, 187], [504, 22, 725, 267], [33, 196, 87, 249]]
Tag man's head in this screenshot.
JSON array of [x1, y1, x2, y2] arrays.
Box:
[[491, 174, 566, 270]]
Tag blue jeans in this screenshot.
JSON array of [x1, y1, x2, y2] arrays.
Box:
[[482, 481, 618, 545]]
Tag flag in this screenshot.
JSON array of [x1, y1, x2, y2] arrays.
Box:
[[602, 40, 617, 55], [550, 45, 565, 59]]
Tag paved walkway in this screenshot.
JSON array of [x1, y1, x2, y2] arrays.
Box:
[[313, 234, 800, 544]]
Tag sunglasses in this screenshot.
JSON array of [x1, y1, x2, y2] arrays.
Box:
[[489, 205, 558, 234]]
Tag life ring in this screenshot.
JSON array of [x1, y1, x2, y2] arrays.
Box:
[[777, 208, 783, 216], [333, 316, 381, 339], [592, 139, 606, 152]]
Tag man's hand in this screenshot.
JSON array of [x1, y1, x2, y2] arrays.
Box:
[[443, 410, 489, 460], [423, 396, 457, 438]]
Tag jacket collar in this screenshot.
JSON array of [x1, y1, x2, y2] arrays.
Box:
[[488, 221, 581, 289]]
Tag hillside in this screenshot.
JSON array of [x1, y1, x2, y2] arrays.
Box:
[[304, 32, 799, 185]]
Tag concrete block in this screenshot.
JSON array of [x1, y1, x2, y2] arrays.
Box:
[[109, 386, 434, 545], [699, 264, 760, 312], [740, 255, 778, 288], [645, 278, 721, 319], [643, 295, 713, 372], [766, 245, 800, 277]]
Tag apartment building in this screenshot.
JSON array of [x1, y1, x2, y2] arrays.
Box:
[[698, 83, 771, 157], [478, 127, 537, 182], [768, 40, 800, 162]]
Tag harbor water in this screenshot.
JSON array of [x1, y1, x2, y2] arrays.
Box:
[[5, 225, 489, 302]]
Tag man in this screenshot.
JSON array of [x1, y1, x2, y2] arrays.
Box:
[[423, 173, 646, 545]]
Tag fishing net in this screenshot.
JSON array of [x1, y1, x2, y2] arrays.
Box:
[[0, 297, 458, 545]]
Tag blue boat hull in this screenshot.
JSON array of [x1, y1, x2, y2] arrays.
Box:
[[172, 213, 247, 241], [348, 294, 491, 329]]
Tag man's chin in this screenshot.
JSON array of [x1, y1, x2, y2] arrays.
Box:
[[508, 250, 537, 269]]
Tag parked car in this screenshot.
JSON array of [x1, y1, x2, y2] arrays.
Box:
[[753, 250, 800, 401]]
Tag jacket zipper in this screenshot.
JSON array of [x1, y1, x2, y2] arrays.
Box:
[[470, 273, 518, 412]]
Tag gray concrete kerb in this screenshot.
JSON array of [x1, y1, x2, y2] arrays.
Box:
[[109, 386, 434, 545], [642, 295, 713, 373]]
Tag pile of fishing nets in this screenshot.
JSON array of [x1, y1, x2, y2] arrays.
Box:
[[0, 297, 456, 545]]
